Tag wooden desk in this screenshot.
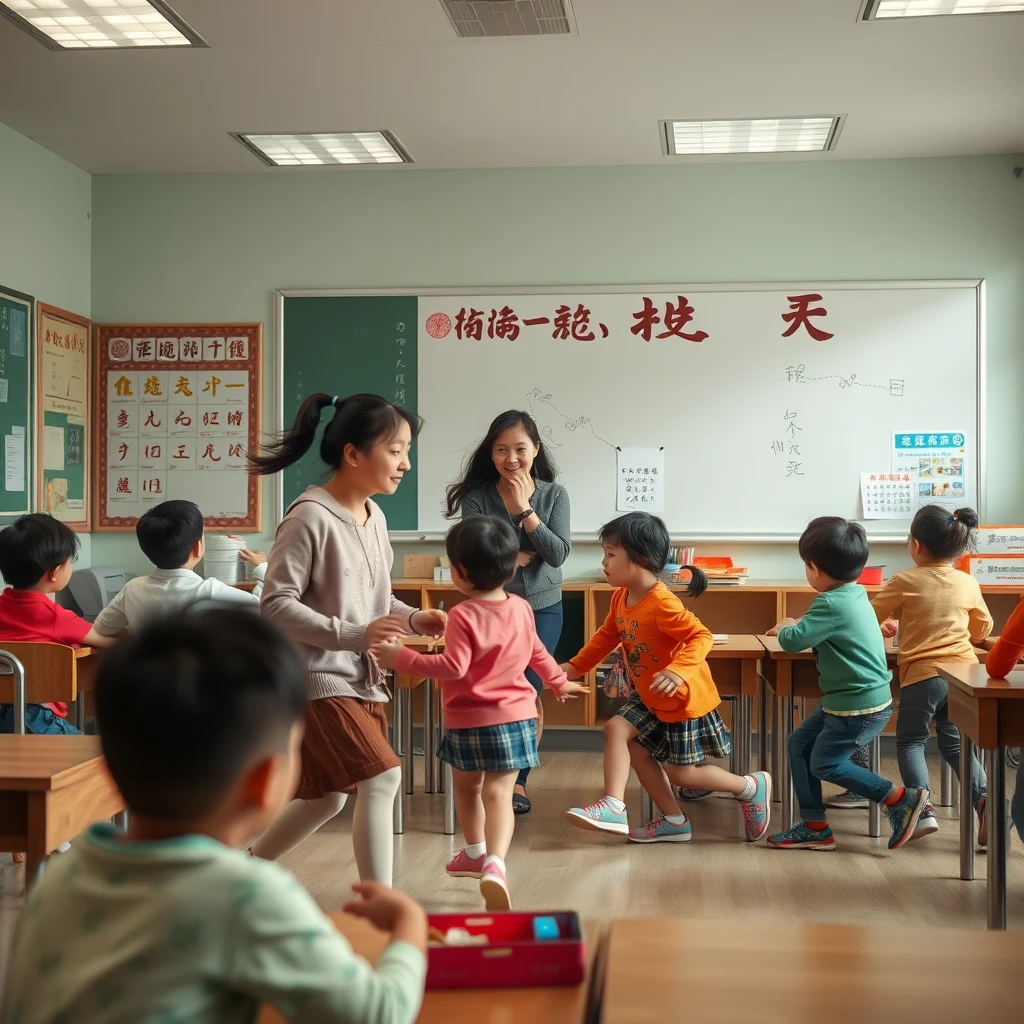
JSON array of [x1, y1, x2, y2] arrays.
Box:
[[707, 635, 765, 776], [258, 913, 602, 1024], [0, 735, 123, 886], [939, 662, 1024, 929], [601, 917, 1021, 1023]]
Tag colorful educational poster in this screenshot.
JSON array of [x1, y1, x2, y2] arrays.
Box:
[[891, 430, 967, 512], [861, 472, 915, 519], [616, 447, 664, 514]]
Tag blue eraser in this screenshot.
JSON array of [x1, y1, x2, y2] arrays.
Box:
[[532, 916, 560, 941]]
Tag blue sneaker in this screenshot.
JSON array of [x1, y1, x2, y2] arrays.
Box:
[[886, 787, 929, 849], [564, 798, 628, 835], [739, 772, 772, 842], [628, 816, 692, 844], [767, 822, 836, 850]]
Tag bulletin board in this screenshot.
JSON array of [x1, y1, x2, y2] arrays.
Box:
[[94, 322, 262, 532], [37, 303, 91, 531], [0, 286, 32, 518]]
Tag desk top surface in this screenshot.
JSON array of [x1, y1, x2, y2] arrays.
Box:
[[602, 917, 1023, 1023], [0, 735, 105, 789], [939, 661, 1024, 698]]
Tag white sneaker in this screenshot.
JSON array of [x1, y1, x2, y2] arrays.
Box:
[[910, 806, 940, 841]]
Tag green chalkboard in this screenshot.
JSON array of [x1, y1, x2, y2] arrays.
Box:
[[282, 295, 419, 529], [0, 287, 33, 518]]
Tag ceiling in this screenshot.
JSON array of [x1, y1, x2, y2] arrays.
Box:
[[1, 0, 1022, 174]]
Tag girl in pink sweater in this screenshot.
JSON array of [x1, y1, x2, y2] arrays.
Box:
[[372, 517, 586, 910]]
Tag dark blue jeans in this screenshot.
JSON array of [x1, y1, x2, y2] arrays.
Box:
[[517, 601, 563, 787], [0, 703, 80, 735], [789, 705, 893, 821]]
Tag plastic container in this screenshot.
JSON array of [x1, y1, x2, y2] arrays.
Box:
[[857, 566, 885, 585], [425, 911, 584, 990], [202, 534, 244, 585]]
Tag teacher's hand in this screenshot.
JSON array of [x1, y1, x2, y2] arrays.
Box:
[[364, 615, 410, 649], [499, 469, 534, 516], [515, 551, 535, 569]]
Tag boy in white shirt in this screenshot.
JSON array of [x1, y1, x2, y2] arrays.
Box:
[[94, 499, 267, 637]]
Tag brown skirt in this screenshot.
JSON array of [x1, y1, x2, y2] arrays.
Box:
[[295, 696, 400, 799]]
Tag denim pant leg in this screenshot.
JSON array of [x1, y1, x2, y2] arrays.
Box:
[[810, 708, 894, 807], [896, 679, 937, 794], [517, 601, 563, 787], [0, 704, 80, 735], [933, 686, 986, 810], [788, 705, 828, 821]]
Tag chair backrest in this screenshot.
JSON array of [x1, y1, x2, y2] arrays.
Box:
[[0, 643, 78, 704]]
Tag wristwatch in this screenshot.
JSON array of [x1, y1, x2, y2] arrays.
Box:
[[515, 508, 535, 525]]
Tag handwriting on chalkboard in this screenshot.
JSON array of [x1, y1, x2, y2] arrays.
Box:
[[783, 363, 903, 396], [526, 388, 615, 448]]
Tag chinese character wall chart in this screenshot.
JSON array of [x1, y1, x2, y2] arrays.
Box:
[[0, 286, 32, 517], [95, 323, 262, 531], [279, 282, 982, 541], [37, 303, 91, 531]]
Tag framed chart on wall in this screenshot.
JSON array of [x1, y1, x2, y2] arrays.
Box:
[[36, 303, 91, 531], [93, 323, 262, 531], [0, 285, 32, 518]]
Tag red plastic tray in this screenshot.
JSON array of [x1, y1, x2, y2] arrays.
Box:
[[425, 911, 585, 990]]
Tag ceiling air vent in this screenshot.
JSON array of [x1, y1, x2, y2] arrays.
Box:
[[440, 1, 576, 38]]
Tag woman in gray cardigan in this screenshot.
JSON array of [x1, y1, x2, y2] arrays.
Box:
[[445, 410, 571, 814]]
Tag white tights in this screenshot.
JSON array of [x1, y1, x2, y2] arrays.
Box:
[[250, 766, 402, 885]]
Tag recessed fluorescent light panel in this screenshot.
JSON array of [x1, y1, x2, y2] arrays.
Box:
[[662, 117, 842, 156], [0, 0, 204, 49], [862, 0, 1024, 17], [233, 132, 414, 168], [441, 0, 577, 38]]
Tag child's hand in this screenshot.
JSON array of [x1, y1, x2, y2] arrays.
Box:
[[650, 669, 685, 696], [766, 617, 796, 638], [555, 678, 589, 703], [411, 608, 447, 638], [560, 662, 582, 681], [230, 537, 267, 567], [880, 618, 898, 639], [343, 882, 427, 951], [369, 637, 404, 669], [365, 615, 409, 648]]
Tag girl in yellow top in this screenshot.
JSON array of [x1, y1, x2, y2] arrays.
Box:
[[871, 505, 993, 842], [562, 513, 772, 844]]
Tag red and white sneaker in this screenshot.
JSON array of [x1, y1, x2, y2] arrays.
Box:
[[446, 849, 486, 879], [479, 861, 511, 910]]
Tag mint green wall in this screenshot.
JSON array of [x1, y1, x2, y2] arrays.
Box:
[[90, 156, 1024, 578], [0, 120, 92, 558]]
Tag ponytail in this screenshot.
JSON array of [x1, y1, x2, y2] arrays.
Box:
[[910, 504, 979, 560], [679, 564, 709, 599], [248, 392, 422, 478]]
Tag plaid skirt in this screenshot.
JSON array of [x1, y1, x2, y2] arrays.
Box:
[[439, 718, 540, 772], [618, 692, 731, 767]]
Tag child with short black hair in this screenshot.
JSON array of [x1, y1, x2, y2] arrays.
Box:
[[561, 512, 772, 844], [92, 499, 266, 636], [767, 516, 928, 852], [3, 607, 428, 1024], [871, 505, 992, 841], [0, 513, 116, 735], [371, 517, 586, 910]]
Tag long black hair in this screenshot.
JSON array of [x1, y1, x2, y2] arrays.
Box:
[[911, 504, 979, 560], [444, 410, 557, 519], [248, 392, 422, 477]]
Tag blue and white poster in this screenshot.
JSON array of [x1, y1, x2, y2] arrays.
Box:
[[892, 430, 968, 512]]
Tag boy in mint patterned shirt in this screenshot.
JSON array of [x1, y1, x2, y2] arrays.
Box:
[[2, 608, 426, 1024]]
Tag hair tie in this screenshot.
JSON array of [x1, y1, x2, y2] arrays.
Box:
[[952, 512, 959, 521], [331, 395, 339, 408]]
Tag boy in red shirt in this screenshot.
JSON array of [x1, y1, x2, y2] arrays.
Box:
[[0, 514, 117, 735]]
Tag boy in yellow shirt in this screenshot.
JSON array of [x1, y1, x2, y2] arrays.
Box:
[[871, 505, 992, 842], [561, 512, 771, 844]]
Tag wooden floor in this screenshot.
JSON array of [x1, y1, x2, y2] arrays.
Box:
[[1, 752, 1021, 978]]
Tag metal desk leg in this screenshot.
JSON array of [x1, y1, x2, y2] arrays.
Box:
[[742, 694, 754, 776], [74, 696, 87, 734], [435, 702, 445, 794], [728, 697, 738, 776], [868, 734, 882, 838], [758, 677, 770, 774], [423, 682, 436, 794], [959, 736, 975, 881], [444, 762, 456, 836], [938, 758, 953, 807], [986, 747, 1007, 930], [392, 682, 404, 757], [771, 695, 781, 802], [402, 689, 415, 797], [780, 697, 795, 830], [112, 811, 129, 830], [640, 788, 654, 826]]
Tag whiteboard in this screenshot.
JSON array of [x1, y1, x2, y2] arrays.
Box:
[[414, 282, 983, 541]]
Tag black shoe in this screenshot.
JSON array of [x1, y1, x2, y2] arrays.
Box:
[[512, 790, 531, 815]]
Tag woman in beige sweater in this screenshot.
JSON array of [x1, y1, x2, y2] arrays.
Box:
[[247, 392, 445, 884]]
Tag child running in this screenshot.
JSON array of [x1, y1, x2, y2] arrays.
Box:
[[370, 517, 586, 910], [870, 505, 992, 842], [561, 512, 772, 844], [2, 607, 427, 1024], [766, 517, 929, 852]]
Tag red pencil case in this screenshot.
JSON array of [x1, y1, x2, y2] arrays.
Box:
[[425, 911, 585, 990]]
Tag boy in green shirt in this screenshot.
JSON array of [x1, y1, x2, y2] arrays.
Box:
[[2, 607, 427, 1024], [765, 517, 929, 852]]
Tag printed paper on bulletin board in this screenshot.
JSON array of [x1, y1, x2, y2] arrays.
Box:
[[94, 323, 262, 531], [37, 303, 91, 531]]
